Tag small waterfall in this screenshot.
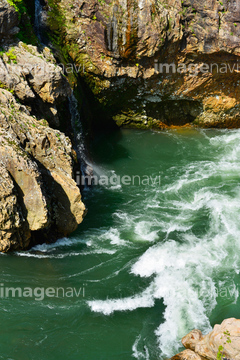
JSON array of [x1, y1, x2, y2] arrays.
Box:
[[34, 1, 91, 185], [34, 0, 41, 40], [69, 93, 93, 186], [34, 0, 48, 44]]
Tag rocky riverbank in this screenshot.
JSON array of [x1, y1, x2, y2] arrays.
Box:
[[171, 318, 240, 360], [0, 0, 85, 252], [2, 0, 240, 249], [46, 0, 240, 129]]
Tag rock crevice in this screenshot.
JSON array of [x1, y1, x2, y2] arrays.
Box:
[[0, 2, 85, 252]]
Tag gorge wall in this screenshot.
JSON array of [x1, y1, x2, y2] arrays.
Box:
[[1, 0, 240, 251], [0, 0, 85, 252], [46, 0, 240, 129]]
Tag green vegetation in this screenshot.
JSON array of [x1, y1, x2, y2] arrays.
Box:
[[217, 345, 224, 360], [7, 0, 38, 45], [6, 48, 17, 64], [6, 0, 27, 14], [0, 82, 14, 94], [223, 330, 231, 344], [0, 47, 17, 63], [17, 18, 38, 45], [217, 330, 232, 360]]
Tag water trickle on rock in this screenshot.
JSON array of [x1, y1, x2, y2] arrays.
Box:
[[69, 92, 93, 182], [34, 0, 47, 44], [34, 0, 92, 182]]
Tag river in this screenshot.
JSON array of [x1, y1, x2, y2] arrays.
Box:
[[1, 128, 240, 359]]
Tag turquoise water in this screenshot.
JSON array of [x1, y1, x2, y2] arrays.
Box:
[[2, 128, 240, 359]]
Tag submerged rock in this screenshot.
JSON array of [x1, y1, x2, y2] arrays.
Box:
[[171, 318, 240, 360]]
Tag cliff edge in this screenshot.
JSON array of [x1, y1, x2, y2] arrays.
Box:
[[46, 0, 240, 129], [0, 0, 85, 252]]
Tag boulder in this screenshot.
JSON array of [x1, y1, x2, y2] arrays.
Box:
[[0, 41, 71, 127], [183, 318, 240, 360], [0, 89, 85, 251], [0, 2, 86, 252], [0, 162, 30, 252], [171, 318, 240, 360], [171, 349, 202, 360]]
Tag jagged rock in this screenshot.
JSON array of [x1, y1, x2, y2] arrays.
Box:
[[183, 318, 240, 360], [0, 162, 30, 252], [171, 349, 202, 360], [0, 1, 71, 126], [171, 318, 240, 360], [182, 330, 203, 352], [0, 89, 85, 251], [0, 1, 85, 252], [0, 41, 71, 127], [0, 0, 19, 41], [47, 0, 240, 129], [0, 137, 49, 232]]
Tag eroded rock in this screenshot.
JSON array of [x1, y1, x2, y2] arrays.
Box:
[[171, 349, 202, 360], [0, 41, 71, 127], [171, 318, 240, 360], [47, 0, 240, 129], [0, 162, 30, 252], [0, 88, 85, 251], [0, 1, 85, 252], [0, 0, 19, 41]]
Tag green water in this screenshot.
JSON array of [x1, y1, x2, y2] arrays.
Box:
[[2, 128, 240, 360]]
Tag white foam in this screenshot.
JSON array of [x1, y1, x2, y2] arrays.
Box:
[[15, 252, 66, 259], [131, 239, 217, 355], [88, 286, 154, 315], [132, 335, 150, 360], [89, 129, 240, 357], [99, 228, 128, 246], [31, 237, 86, 252], [134, 221, 159, 242], [91, 166, 122, 190]]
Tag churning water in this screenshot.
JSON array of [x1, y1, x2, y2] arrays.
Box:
[[2, 128, 240, 360]]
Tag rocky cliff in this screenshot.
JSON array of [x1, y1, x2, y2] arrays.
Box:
[[46, 0, 240, 129], [1, 0, 240, 248], [171, 318, 240, 360], [0, 0, 85, 252]]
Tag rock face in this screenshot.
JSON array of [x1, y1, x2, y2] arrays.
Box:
[[0, 89, 85, 252], [171, 318, 240, 360], [0, 0, 19, 40], [47, 0, 240, 128], [171, 349, 202, 360], [0, 2, 85, 252], [0, 41, 71, 127]]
